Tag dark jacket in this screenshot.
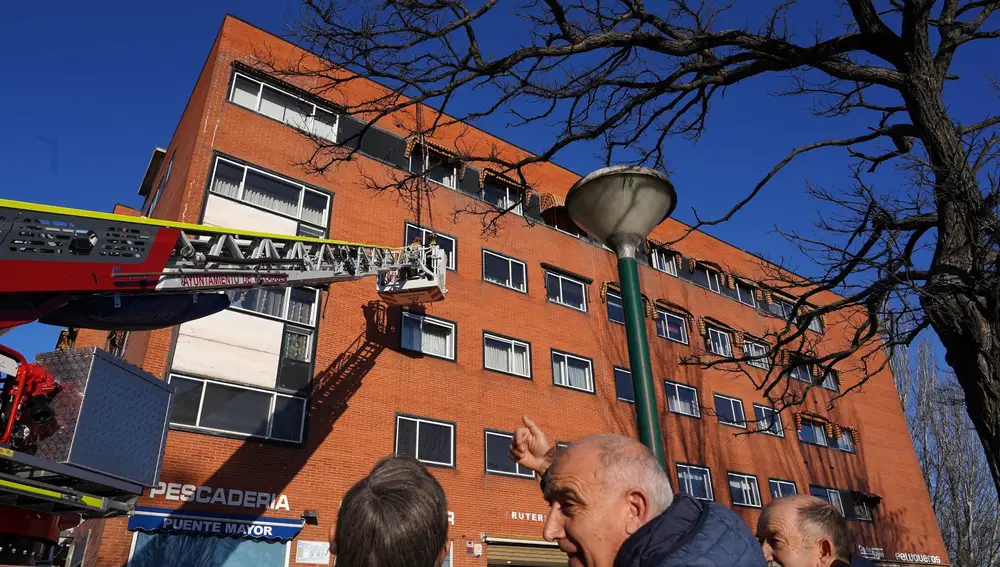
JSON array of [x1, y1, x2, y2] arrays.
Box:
[[614, 494, 766, 567]]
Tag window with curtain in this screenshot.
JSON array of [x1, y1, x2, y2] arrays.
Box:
[[551, 351, 594, 392], [287, 288, 315, 325], [707, 327, 732, 356], [656, 310, 688, 343], [666, 381, 700, 417], [754, 405, 784, 437], [282, 330, 311, 363], [484, 334, 530, 377], [401, 312, 455, 360], [728, 473, 762, 507], [743, 340, 770, 369], [482, 250, 526, 292], [677, 464, 713, 501], [798, 418, 828, 446], [208, 157, 331, 228], [395, 415, 454, 466], [651, 248, 677, 275], [231, 75, 262, 110]]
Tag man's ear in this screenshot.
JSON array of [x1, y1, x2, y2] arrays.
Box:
[[819, 538, 837, 567], [624, 489, 651, 535]]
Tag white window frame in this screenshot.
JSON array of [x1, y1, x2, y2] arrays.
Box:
[[735, 281, 757, 307], [614, 367, 634, 403], [482, 250, 526, 292], [753, 404, 784, 437], [228, 72, 340, 143], [743, 340, 770, 369], [769, 479, 797, 499], [606, 291, 625, 324], [401, 312, 456, 361], [167, 374, 308, 443], [551, 350, 595, 393], [483, 333, 531, 378], [209, 156, 331, 228], [657, 310, 689, 344], [230, 287, 320, 327], [837, 430, 857, 453], [484, 430, 536, 478], [665, 381, 701, 417], [405, 223, 457, 271], [705, 269, 722, 293], [811, 487, 846, 516], [651, 248, 677, 276], [798, 419, 829, 447], [714, 394, 746, 428], [821, 370, 840, 391], [773, 295, 796, 319], [481, 180, 524, 216], [727, 472, 762, 508], [546, 271, 588, 312], [707, 327, 733, 357], [395, 415, 456, 467], [677, 464, 714, 501], [409, 144, 458, 189], [806, 314, 825, 333], [789, 364, 813, 383]]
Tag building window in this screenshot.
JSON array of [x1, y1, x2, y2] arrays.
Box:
[[406, 223, 457, 270], [230, 287, 318, 326], [651, 248, 677, 276], [482, 178, 523, 216], [809, 486, 845, 516], [707, 326, 732, 357], [656, 310, 688, 344], [209, 156, 330, 228], [714, 394, 746, 428], [754, 405, 784, 437], [401, 312, 456, 360], [409, 145, 458, 188], [836, 429, 857, 453], [677, 464, 714, 501], [551, 350, 594, 393], [396, 415, 455, 467], [147, 155, 173, 216], [168, 374, 307, 443], [698, 267, 722, 293], [485, 430, 535, 478], [742, 340, 769, 369], [806, 315, 825, 333], [798, 418, 828, 447], [789, 364, 813, 383], [482, 250, 526, 292], [772, 295, 796, 319], [129, 532, 287, 567], [728, 473, 762, 508], [735, 281, 757, 307], [665, 381, 700, 417], [769, 479, 797, 499], [822, 370, 840, 392], [614, 367, 634, 403], [229, 72, 339, 142], [483, 333, 531, 378], [546, 271, 587, 312], [606, 291, 625, 324], [855, 500, 873, 521]]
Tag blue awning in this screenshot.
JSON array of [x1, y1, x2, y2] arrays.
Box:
[[128, 506, 303, 542]]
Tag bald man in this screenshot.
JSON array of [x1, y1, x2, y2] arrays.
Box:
[[756, 494, 871, 567], [509, 416, 764, 567]]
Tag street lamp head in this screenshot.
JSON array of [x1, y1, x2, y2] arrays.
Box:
[[565, 166, 676, 258]]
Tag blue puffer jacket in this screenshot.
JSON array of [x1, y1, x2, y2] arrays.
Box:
[[614, 494, 766, 567]]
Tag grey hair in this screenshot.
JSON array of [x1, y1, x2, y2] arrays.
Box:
[[566, 434, 674, 515], [798, 499, 852, 562]]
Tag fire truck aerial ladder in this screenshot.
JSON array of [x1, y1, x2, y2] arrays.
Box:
[[0, 198, 448, 565]]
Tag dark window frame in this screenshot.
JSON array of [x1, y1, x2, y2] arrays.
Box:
[[483, 428, 536, 479], [394, 413, 457, 469]]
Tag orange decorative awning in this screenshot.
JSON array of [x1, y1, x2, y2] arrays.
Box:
[[538, 192, 566, 213], [403, 136, 458, 160]]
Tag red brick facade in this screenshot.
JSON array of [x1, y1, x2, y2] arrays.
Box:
[[79, 14, 946, 567]]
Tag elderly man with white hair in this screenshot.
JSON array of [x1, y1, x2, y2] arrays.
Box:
[[509, 416, 765, 567]]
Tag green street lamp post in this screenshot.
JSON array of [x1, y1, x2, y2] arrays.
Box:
[[565, 166, 677, 468]]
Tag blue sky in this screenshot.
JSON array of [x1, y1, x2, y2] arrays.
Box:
[[0, 1, 992, 362]]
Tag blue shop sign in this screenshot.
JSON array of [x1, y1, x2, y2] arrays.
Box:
[[128, 506, 303, 541]]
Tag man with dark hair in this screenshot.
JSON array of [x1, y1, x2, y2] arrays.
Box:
[[757, 495, 869, 567], [509, 416, 765, 567], [332, 456, 450, 567]]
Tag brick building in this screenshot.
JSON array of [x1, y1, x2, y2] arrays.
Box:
[[64, 14, 947, 567]]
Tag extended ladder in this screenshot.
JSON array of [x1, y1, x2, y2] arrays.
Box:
[[0, 198, 447, 328]]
